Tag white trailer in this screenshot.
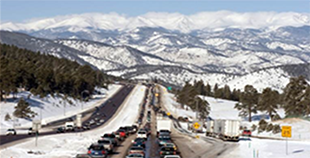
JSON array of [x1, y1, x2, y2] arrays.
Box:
[[213, 119, 222, 137], [219, 119, 240, 141], [157, 115, 172, 132], [75, 114, 82, 129], [206, 120, 214, 136]]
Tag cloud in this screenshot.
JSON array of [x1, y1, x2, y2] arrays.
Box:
[[1, 11, 309, 32]]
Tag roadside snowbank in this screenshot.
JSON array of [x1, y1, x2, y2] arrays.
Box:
[[0, 85, 146, 158], [225, 138, 310, 158]]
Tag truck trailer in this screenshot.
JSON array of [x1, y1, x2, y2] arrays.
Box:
[[207, 119, 240, 141], [157, 114, 172, 132], [218, 119, 240, 141]]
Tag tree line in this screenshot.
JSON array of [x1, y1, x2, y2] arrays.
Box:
[[0, 44, 114, 102], [175, 76, 310, 121]]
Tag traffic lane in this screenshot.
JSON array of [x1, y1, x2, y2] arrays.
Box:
[[0, 86, 134, 146], [44, 85, 131, 128], [149, 102, 160, 158], [83, 86, 133, 130], [111, 87, 150, 158], [110, 134, 136, 158]]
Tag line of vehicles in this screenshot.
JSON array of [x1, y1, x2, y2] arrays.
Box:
[[76, 124, 139, 158], [76, 85, 151, 158], [156, 112, 181, 158]]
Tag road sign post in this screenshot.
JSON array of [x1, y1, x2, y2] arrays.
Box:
[[193, 122, 200, 138], [281, 126, 292, 155]]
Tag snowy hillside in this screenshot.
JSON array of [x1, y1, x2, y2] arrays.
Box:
[[55, 39, 174, 70], [0, 85, 122, 134]]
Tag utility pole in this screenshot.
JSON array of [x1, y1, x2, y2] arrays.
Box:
[[196, 97, 199, 121], [40, 107, 42, 121]]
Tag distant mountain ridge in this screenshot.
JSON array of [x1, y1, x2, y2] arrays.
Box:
[[1, 11, 310, 33], [1, 23, 310, 92]]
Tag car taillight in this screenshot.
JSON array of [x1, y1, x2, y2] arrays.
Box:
[[160, 151, 163, 155], [87, 150, 91, 154], [101, 150, 106, 154], [174, 151, 176, 154]]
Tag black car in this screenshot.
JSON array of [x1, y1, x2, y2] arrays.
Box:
[[132, 138, 146, 148], [158, 147, 177, 158], [132, 125, 139, 131], [56, 127, 66, 133]]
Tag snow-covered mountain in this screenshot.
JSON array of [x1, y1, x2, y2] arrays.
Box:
[[1, 11, 310, 32], [1, 12, 310, 91]]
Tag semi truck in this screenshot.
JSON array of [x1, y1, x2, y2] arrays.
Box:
[[219, 119, 240, 141], [75, 114, 82, 129], [157, 114, 172, 132], [206, 120, 214, 136], [206, 119, 240, 141], [65, 121, 75, 131]]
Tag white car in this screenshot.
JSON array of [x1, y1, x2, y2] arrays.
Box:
[[136, 130, 147, 139], [164, 155, 181, 158], [6, 129, 16, 135]]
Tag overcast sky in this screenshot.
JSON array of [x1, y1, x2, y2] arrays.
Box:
[[1, 0, 310, 22]]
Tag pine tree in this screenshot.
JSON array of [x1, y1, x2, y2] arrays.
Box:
[[5, 113, 11, 121], [235, 85, 259, 122], [205, 83, 212, 96], [231, 89, 241, 101], [258, 88, 280, 121], [193, 97, 210, 120], [13, 98, 37, 119], [176, 82, 197, 108], [223, 85, 232, 100], [283, 76, 309, 117], [213, 83, 219, 98], [301, 86, 310, 115]]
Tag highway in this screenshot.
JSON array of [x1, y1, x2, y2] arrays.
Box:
[[0, 85, 134, 147]]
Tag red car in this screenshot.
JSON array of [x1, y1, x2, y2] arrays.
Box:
[[242, 130, 252, 137]]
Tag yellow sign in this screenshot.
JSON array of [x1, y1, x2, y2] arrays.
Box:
[[155, 93, 159, 97], [193, 122, 200, 129], [282, 126, 292, 138], [167, 112, 171, 116]]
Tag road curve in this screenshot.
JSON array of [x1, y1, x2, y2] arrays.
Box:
[[0, 85, 134, 147]]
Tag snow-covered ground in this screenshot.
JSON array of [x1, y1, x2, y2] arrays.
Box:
[[0, 84, 147, 158], [0, 84, 122, 134], [225, 138, 310, 158], [159, 85, 310, 158]]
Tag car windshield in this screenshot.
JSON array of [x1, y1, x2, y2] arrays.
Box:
[[130, 147, 143, 150], [8, 129, 14, 131], [134, 138, 145, 142], [98, 140, 110, 144], [103, 134, 115, 138], [90, 145, 103, 150], [159, 137, 171, 141], [161, 147, 175, 151], [165, 143, 174, 147], [138, 131, 146, 134], [128, 154, 143, 157]]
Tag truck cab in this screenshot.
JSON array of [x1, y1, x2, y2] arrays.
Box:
[[65, 122, 75, 131]]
